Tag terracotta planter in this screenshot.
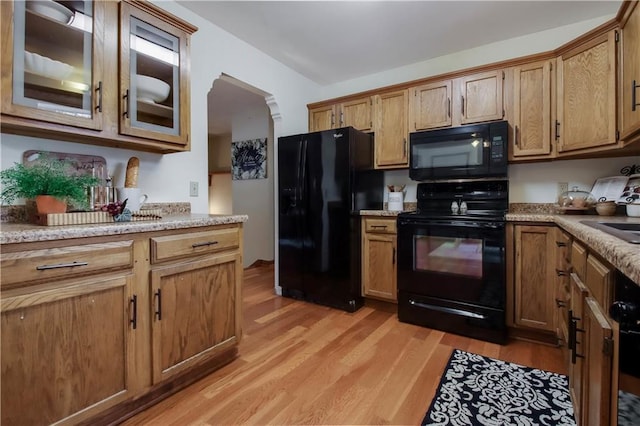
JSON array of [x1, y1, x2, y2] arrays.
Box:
[[35, 195, 67, 214]]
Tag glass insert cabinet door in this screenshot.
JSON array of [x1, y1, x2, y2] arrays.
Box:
[[119, 2, 190, 146], [2, 0, 104, 130]]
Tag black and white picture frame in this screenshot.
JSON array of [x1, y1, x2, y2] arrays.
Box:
[[231, 138, 267, 180]]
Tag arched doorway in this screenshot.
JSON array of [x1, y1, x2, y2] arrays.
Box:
[[207, 75, 275, 267]]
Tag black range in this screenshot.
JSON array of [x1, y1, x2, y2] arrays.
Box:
[[396, 179, 508, 344]]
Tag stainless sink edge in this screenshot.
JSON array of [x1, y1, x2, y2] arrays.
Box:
[[580, 220, 640, 244]]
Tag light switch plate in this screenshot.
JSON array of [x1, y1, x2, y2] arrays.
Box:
[[189, 181, 198, 197]]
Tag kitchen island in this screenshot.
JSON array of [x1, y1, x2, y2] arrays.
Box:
[[0, 214, 247, 425]]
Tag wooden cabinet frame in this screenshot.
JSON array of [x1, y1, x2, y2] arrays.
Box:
[[1, 223, 243, 424], [512, 60, 553, 158], [361, 217, 397, 302], [0, 1, 106, 130], [150, 252, 242, 383], [1, 0, 197, 153], [556, 30, 618, 155]]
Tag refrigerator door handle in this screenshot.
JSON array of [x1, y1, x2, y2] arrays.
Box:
[[299, 139, 308, 204]]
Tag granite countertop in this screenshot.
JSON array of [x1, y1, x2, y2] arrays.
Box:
[[360, 209, 405, 217], [508, 213, 640, 285], [0, 214, 248, 244]]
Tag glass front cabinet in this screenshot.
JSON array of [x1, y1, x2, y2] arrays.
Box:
[[1, 0, 196, 152]]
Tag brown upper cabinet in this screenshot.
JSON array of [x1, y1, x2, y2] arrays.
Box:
[[1, 0, 197, 153], [308, 104, 336, 132], [512, 60, 553, 158], [308, 96, 373, 132], [340, 96, 374, 132], [374, 89, 409, 169], [409, 80, 453, 131], [409, 70, 505, 132], [1, 0, 106, 131], [620, 1, 640, 143], [556, 30, 618, 155], [456, 70, 505, 125]]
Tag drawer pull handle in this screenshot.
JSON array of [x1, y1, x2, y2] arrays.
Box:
[[555, 298, 567, 308], [36, 261, 88, 270], [555, 241, 567, 247], [154, 289, 162, 321], [371, 225, 388, 229], [192, 241, 219, 248], [130, 295, 138, 330], [556, 268, 568, 277]]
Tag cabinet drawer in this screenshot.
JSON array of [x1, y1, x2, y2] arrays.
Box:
[[585, 254, 613, 309], [364, 218, 397, 234], [0, 241, 134, 289], [150, 227, 240, 263], [571, 241, 587, 281]]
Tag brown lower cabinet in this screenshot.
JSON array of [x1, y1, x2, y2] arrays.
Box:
[[510, 224, 617, 425], [0, 223, 243, 425], [361, 216, 397, 302]]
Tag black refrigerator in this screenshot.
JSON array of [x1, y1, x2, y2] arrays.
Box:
[[278, 126, 383, 312]]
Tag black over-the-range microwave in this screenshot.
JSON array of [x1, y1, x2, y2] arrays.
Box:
[[409, 120, 508, 181]]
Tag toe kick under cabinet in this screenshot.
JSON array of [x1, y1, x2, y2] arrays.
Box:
[[0, 223, 243, 425]]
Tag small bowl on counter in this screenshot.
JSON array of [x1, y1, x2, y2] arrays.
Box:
[[595, 201, 617, 216]]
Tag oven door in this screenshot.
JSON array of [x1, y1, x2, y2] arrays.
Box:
[[397, 218, 505, 309], [396, 217, 506, 343]]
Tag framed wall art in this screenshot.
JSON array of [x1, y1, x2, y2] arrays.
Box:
[[231, 138, 267, 180]]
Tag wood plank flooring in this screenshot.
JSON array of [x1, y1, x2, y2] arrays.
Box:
[[124, 264, 566, 425]]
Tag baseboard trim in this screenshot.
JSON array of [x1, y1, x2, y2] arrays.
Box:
[[246, 259, 274, 269]]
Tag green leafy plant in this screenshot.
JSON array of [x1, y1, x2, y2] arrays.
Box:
[[0, 156, 100, 208]]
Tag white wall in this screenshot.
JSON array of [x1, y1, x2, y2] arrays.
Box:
[[1, 0, 321, 214], [231, 103, 275, 267], [508, 156, 640, 203]]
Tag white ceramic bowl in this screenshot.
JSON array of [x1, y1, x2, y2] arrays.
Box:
[[136, 75, 170, 103], [627, 204, 640, 217], [26, 0, 74, 25], [24, 51, 74, 80]]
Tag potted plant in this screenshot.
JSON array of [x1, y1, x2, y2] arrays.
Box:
[[1, 155, 100, 214]]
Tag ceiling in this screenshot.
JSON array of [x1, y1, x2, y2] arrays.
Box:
[[190, 0, 622, 135], [179, 1, 621, 85]]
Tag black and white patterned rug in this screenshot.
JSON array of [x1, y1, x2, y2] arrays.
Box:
[[423, 349, 576, 426]]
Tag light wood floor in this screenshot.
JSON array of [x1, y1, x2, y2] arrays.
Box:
[[124, 263, 566, 425]]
